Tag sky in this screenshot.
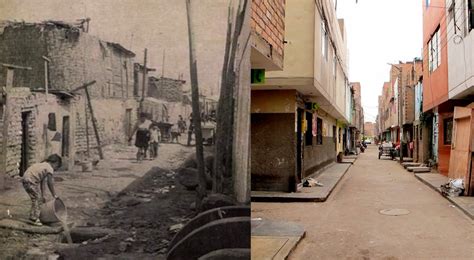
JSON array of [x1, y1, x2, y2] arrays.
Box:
[[0, 0, 235, 99], [337, 0, 423, 122]]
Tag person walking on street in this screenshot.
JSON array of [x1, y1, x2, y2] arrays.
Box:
[[170, 123, 180, 143], [22, 154, 62, 226], [178, 115, 186, 134], [149, 125, 161, 159], [128, 113, 152, 162]]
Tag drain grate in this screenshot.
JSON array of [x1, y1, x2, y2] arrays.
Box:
[[379, 209, 410, 216]]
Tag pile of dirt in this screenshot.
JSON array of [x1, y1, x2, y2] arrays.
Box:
[[56, 167, 195, 259]]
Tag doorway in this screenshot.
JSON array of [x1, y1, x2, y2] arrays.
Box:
[[20, 111, 31, 176], [62, 116, 70, 158], [125, 109, 132, 141]]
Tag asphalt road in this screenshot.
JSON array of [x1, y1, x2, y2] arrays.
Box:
[[251, 145, 474, 259]]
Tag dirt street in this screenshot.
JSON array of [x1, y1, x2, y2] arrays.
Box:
[[0, 143, 196, 259], [252, 145, 474, 259]]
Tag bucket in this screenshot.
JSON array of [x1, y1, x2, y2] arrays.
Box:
[[39, 198, 67, 224], [81, 161, 93, 172]]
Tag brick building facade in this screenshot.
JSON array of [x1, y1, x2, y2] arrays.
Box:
[[0, 20, 139, 176]]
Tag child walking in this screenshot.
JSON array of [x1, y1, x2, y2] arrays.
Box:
[[149, 125, 161, 159], [22, 154, 62, 226]]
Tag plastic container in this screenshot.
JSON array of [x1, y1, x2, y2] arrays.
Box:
[[39, 198, 67, 224]]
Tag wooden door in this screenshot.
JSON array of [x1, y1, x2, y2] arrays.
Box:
[[448, 106, 474, 195]]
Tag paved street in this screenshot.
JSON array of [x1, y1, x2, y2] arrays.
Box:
[[252, 145, 474, 259]]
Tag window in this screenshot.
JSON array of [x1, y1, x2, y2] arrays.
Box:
[[469, 0, 474, 31], [419, 125, 422, 140], [333, 55, 337, 78], [305, 111, 313, 146], [443, 118, 453, 145], [316, 117, 323, 145], [48, 113, 56, 131], [333, 125, 337, 143], [428, 27, 441, 72], [426, 0, 430, 8], [321, 22, 328, 61]]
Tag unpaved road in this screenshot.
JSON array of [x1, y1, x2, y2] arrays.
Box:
[[0, 143, 196, 259], [252, 145, 474, 259]]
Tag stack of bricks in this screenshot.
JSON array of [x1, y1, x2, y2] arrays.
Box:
[[251, 0, 285, 58]]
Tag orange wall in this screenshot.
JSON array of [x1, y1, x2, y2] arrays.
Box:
[[437, 112, 453, 176], [422, 0, 449, 112]]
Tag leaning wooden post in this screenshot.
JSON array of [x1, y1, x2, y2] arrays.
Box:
[[185, 0, 207, 210]]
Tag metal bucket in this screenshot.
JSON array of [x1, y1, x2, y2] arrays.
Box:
[[39, 198, 67, 224], [81, 161, 93, 172]]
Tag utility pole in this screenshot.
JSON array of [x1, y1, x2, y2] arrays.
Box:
[[397, 65, 403, 163], [185, 0, 206, 211], [140, 48, 147, 113]]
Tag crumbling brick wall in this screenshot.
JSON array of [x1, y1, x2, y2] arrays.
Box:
[[0, 21, 138, 158], [251, 0, 285, 58], [0, 88, 74, 176], [148, 77, 186, 103]]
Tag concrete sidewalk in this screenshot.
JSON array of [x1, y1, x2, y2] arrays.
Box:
[[415, 173, 474, 220], [251, 163, 352, 202], [251, 218, 305, 260]]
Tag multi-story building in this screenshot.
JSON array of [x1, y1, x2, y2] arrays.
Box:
[[444, 0, 474, 194], [251, 0, 352, 192]]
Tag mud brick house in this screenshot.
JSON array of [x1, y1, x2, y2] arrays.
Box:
[[0, 20, 139, 174], [146, 76, 192, 123], [0, 87, 77, 177]]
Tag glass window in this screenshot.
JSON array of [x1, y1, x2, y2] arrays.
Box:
[[428, 27, 441, 72], [321, 22, 328, 61], [443, 118, 453, 145]]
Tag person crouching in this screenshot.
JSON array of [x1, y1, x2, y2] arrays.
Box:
[[22, 154, 62, 226]]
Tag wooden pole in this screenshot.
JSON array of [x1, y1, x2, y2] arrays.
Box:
[[84, 97, 90, 157], [140, 48, 148, 113], [185, 0, 207, 210], [84, 87, 104, 159], [42, 56, 51, 101]]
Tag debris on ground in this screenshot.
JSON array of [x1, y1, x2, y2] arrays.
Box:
[[303, 178, 324, 187], [440, 179, 464, 197]]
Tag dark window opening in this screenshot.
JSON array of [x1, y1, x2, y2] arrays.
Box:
[[469, 0, 474, 31], [316, 117, 323, 145], [333, 125, 337, 143], [443, 118, 453, 145], [305, 112, 313, 146], [48, 113, 56, 131], [419, 126, 422, 141]]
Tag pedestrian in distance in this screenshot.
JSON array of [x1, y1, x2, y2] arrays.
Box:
[[170, 123, 181, 143], [21, 154, 62, 226], [178, 115, 186, 134], [128, 113, 152, 162], [149, 124, 161, 159]]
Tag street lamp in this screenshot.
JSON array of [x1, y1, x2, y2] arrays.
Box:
[[387, 63, 403, 163]]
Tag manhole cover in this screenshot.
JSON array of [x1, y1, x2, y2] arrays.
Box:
[[379, 209, 410, 216]]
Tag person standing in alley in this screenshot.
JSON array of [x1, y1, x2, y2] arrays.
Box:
[[149, 124, 161, 159], [128, 113, 153, 162], [170, 122, 180, 143], [22, 154, 62, 226], [178, 115, 186, 134], [187, 113, 194, 146]]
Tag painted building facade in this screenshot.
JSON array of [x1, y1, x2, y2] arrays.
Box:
[[251, 0, 354, 192]]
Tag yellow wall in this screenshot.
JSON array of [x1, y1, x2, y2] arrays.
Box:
[[251, 90, 296, 113], [266, 0, 315, 79]]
